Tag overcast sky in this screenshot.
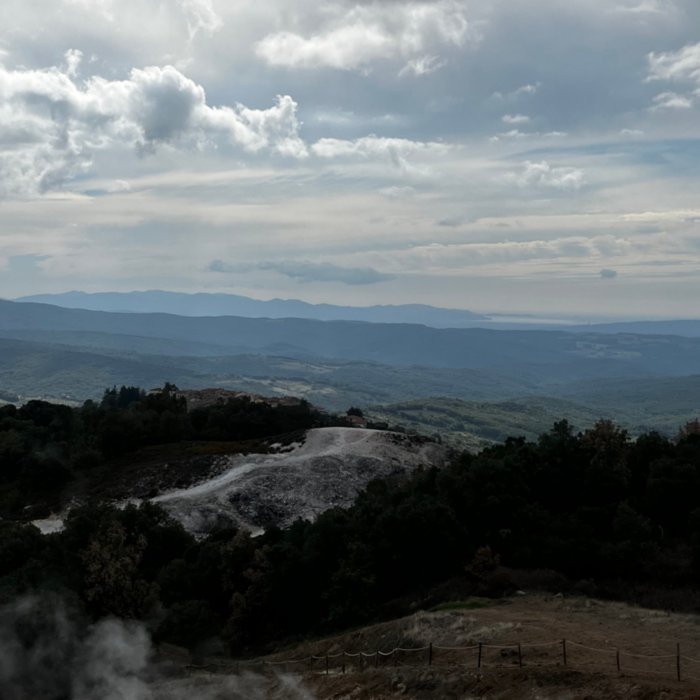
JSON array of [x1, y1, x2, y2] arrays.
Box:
[[1, 0, 699, 318]]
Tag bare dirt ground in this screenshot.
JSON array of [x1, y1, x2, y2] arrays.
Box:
[[236, 594, 700, 699]]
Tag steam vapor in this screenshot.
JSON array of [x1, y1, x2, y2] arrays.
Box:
[[0, 595, 316, 700]]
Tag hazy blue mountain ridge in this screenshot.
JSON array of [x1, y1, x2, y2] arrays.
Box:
[[15, 290, 487, 326], [4, 299, 700, 376], [16, 291, 700, 336]]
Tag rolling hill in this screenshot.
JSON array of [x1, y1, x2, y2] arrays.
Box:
[[2, 299, 700, 439], [4, 299, 700, 377]]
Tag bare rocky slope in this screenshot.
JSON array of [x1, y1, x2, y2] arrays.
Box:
[[152, 427, 450, 535]]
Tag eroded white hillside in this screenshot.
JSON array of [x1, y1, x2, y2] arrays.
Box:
[[152, 428, 449, 536]]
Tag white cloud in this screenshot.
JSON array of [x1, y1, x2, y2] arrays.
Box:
[[501, 114, 531, 124], [2, 0, 700, 316], [491, 83, 541, 100], [611, 0, 665, 14], [650, 91, 693, 110], [63, 0, 222, 38], [179, 0, 223, 40], [399, 55, 446, 77], [489, 129, 566, 142], [648, 42, 700, 85], [386, 234, 635, 270], [64, 49, 83, 78], [0, 60, 307, 194], [311, 136, 447, 159], [646, 42, 700, 111], [504, 161, 585, 191], [255, 1, 473, 72], [107, 179, 131, 193], [489, 129, 527, 142]]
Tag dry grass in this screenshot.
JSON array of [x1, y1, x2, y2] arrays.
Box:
[[229, 594, 700, 699]]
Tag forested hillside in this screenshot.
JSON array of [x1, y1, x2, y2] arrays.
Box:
[[5, 299, 700, 374], [3, 388, 700, 656]]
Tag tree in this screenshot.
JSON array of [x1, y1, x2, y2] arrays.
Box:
[[81, 519, 157, 618]]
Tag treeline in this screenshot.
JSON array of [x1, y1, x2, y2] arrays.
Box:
[[3, 415, 700, 655], [0, 384, 321, 518]]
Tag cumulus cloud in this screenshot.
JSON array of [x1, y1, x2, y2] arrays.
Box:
[[255, 1, 474, 73], [648, 41, 700, 85], [504, 161, 585, 191], [0, 60, 306, 194], [647, 41, 700, 110]]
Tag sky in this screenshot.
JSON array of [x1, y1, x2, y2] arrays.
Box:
[[1, 0, 700, 318]]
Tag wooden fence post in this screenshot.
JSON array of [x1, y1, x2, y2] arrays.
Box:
[[518, 643, 522, 668], [477, 642, 483, 669], [428, 643, 433, 666], [616, 650, 620, 674], [325, 655, 329, 675], [342, 653, 346, 675], [562, 639, 567, 667], [677, 643, 681, 682]]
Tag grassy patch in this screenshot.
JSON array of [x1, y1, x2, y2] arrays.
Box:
[[430, 597, 498, 612]]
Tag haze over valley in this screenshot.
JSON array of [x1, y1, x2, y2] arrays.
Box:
[[2, 294, 700, 444]]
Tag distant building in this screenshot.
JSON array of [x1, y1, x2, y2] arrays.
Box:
[[345, 414, 368, 428], [172, 387, 306, 411]]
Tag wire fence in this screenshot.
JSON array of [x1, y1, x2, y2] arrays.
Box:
[[228, 637, 700, 683]]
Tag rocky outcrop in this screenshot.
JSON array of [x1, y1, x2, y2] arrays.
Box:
[[152, 428, 450, 536]]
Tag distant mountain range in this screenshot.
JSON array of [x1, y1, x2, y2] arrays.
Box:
[[15, 290, 488, 327], [2, 297, 700, 436], [5, 298, 700, 375], [15, 290, 700, 336]]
